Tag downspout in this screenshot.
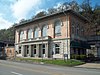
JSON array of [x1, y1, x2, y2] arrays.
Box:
[[63, 11, 70, 59]]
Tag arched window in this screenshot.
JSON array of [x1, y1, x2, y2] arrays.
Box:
[[20, 31, 24, 41], [42, 25, 47, 37], [34, 27, 39, 38], [28, 29, 33, 40], [54, 20, 62, 36]]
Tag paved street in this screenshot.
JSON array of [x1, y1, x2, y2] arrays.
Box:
[[0, 60, 100, 75]]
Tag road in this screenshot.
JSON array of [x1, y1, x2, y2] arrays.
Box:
[[0, 60, 100, 75]]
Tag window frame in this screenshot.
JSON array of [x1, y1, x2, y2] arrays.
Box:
[[34, 27, 39, 38], [19, 46, 21, 54], [54, 20, 62, 36], [27, 29, 33, 40], [55, 43, 60, 54], [20, 31, 24, 41], [42, 25, 48, 37], [33, 45, 36, 54]]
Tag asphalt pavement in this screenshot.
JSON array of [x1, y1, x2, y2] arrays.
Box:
[[0, 60, 100, 75]]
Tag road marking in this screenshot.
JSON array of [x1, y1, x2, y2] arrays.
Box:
[[11, 71, 23, 75]]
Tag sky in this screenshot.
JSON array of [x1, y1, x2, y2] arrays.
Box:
[[0, 0, 99, 29]]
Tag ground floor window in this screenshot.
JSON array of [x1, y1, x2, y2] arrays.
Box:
[[19, 46, 21, 54], [34, 45, 36, 54], [55, 43, 60, 54], [26, 46, 29, 54], [42, 44, 45, 54]]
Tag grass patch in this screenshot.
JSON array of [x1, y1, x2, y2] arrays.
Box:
[[15, 58, 85, 66]]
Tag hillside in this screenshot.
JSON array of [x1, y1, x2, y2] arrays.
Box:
[[0, 26, 15, 41]]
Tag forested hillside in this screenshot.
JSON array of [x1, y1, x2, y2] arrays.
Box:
[[0, 26, 15, 41]]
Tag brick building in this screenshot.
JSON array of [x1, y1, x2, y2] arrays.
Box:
[[4, 41, 15, 58], [87, 24, 100, 57], [15, 9, 90, 59]]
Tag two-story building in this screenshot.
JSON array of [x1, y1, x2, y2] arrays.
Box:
[[15, 9, 90, 59]]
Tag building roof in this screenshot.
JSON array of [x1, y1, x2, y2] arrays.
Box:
[[14, 9, 89, 28]]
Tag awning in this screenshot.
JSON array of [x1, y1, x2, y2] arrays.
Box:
[[70, 41, 91, 49], [70, 41, 81, 48], [81, 41, 91, 49]]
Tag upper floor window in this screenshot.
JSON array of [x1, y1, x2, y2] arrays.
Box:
[[20, 31, 24, 41], [28, 29, 33, 40], [54, 20, 62, 36], [34, 27, 39, 38], [42, 25, 47, 37]]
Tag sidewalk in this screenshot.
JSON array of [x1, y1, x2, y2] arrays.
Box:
[[75, 63, 100, 69]]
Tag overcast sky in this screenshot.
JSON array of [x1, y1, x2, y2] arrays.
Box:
[[0, 0, 99, 29]]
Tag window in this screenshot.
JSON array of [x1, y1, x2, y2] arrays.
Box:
[[34, 27, 39, 38], [19, 46, 21, 54], [54, 20, 62, 36], [28, 29, 33, 40], [34, 45, 36, 54], [27, 46, 29, 54], [42, 44, 45, 54], [42, 25, 47, 37], [55, 43, 60, 54], [20, 31, 24, 41]]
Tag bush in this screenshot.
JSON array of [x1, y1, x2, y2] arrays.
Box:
[[80, 55, 86, 60], [71, 54, 86, 60], [86, 53, 95, 62], [88, 53, 95, 58]]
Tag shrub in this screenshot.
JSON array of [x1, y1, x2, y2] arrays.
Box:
[[71, 54, 86, 60], [79, 55, 86, 60], [88, 53, 95, 58]]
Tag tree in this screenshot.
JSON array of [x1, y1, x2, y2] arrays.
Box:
[[19, 19, 26, 24], [80, 0, 93, 22], [62, 2, 71, 10], [93, 4, 100, 35], [0, 26, 15, 41], [48, 8, 57, 14], [93, 4, 100, 25], [35, 11, 47, 18], [69, 0, 79, 12], [55, 1, 79, 12], [81, 0, 92, 12]]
